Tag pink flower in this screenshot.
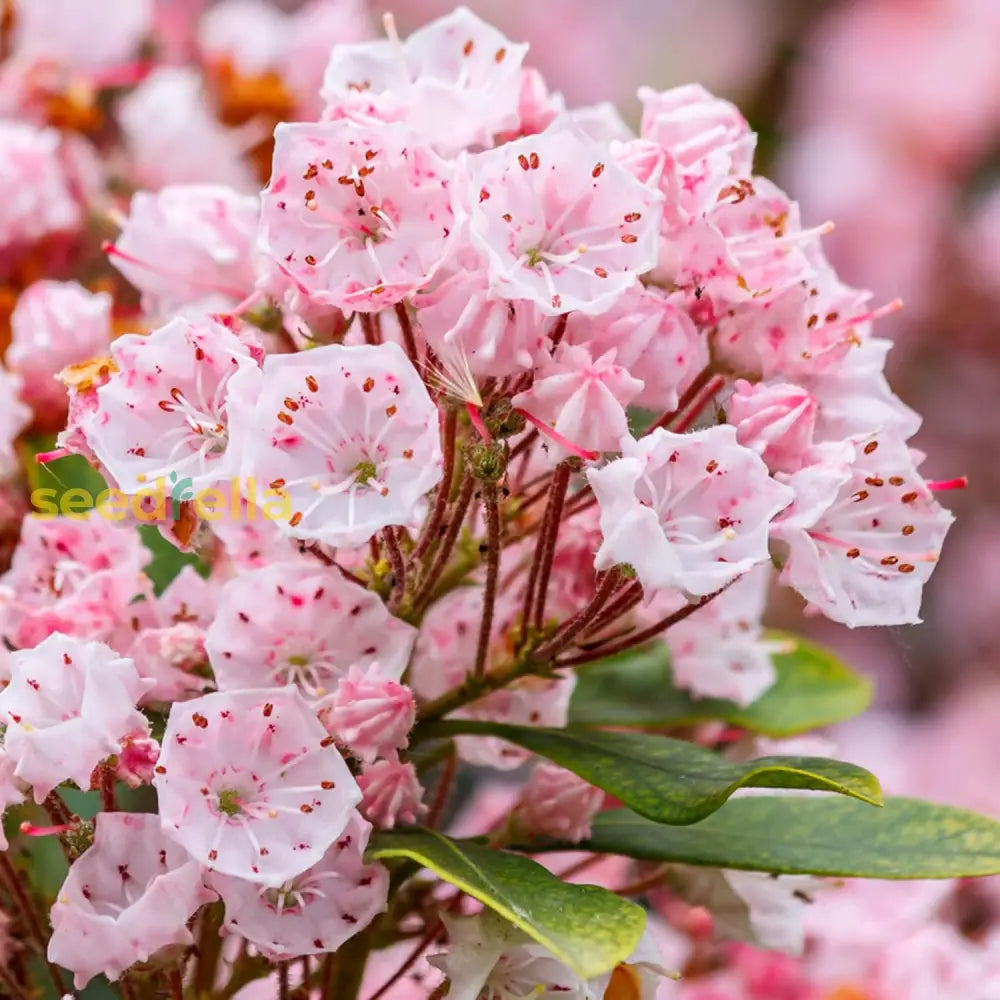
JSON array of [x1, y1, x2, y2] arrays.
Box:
[[588, 426, 794, 599], [154, 686, 361, 882], [10, 0, 152, 72], [114, 731, 160, 788], [48, 812, 213, 989], [565, 284, 707, 412], [728, 380, 818, 474], [357, 755, 425, 829], [259, 120, 455, 313], [661, 565, 784, 705], [513, 342, 643, 457], [638, 83, 755, 226], [773, 434, 954, 627], [518, 761, 604, 843], [321, 7, 528, 155], [319, 664, 416, 763], [205, 561, 416, 698], [108, 185, 260, 316], [0, 512, 151, 648], [211, 812, 388, 958], [0, 633, 154, 802], [117, 67, 257, 191], [0, 121, 82, 249], [0, 366, 31, 475], [463, 126, 663, 315], [6, 281, 112, 409], [239, 342, 443, 547], [82, 316, 262, 496], [415, 260, 555, 378]]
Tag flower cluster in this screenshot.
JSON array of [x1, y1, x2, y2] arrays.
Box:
[[0, 3, 971, 1000]]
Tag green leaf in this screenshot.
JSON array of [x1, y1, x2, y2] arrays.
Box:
[[419, 721, 882, 825], [568, 633, 872, 737], [578, 798, 1000, 878], [367, 828, 644, 978]]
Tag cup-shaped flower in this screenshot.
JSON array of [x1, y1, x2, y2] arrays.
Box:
[[588, 426, 794, 599], [154, 686, 361, 883], [239, 342, 443, 547], [0, 633, 154, 802], [48, 812, 214, 989], [211, 812, 388, 959], [205, 561, 416, 698]]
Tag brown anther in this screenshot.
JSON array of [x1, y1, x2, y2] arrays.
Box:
[[283, 398, 300, 411], [289, 511, 303, 527], [269, 478, 286, 489], [592, 162, 605, 177], [529, 152, 540, 169], [901, 491, 919, 504], [807, 314, 819, 329], [192, 713, 208, 729], [880, 555, 898, 566], [385, 405, 397, 416], [902, 524, 915, 536], [624, 212, 641, 222], [888, 476, 904, 486], [479, 187, 490, 202], [621, 234, 638, 244], [865, 476, 884, 487], [304, 254, 317, 266], [300, 804, 314, 814], [463, 39, 473, 55], [518, 153, 530, 171], [277, 411, 294, 426], [705, 460, 719, 473], [852, 490, 869, 502], [363, 377, 375, 392], [304, 189, 316, 202], [594, 266, 608, 278], [495, 47, 506, 62], [303, 164, 318, 180], [502, 212, 512, 222], [321, 159, 333, 169], [846, 547, 861, 559], [403, 449, 414, 459], [262, 703, 274, 717], [306, 375, 319, 392], [898, 563, 916, 573]]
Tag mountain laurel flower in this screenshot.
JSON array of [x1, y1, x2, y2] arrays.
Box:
[[205, 561, 416, 698], [0, 633, 154, 803], [517, 761, 604, 844], [154, 686, 361, 883], [0, 121, 82, 249], [464, 126, 664, 315], [773, 433, 954, 627], [108, 185, 260, 316], [82, 316, 262, 496], [321, 6, 528, 155], [239, 342, 443, 547], [318, 663, 416, 763], [357, 755, 426, 829], [727, 379, 819, 474], [259, 120, 455, 313], [6, 281, 112, 409], [211, 811, 389, 959], [589, 426, 795, 600], [512, 342, 643, 458], [48, 812, 214, 990]]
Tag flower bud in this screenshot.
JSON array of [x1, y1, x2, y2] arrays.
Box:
[[517, 761, 604, 843]]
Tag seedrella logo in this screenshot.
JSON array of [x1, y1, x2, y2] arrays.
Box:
[[169, 472, 196, 519]]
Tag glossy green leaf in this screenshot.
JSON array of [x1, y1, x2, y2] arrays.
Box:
[[367, 828, 644, 978], [578, 797, 1000, 878], [420, 721, 882, 824], [568, 634, 872, 737]]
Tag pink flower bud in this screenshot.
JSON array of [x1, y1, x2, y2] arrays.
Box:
[[518, 761, 604, 843], [728, 379, 818, 473], [115, 731, 161, 788], [358, 756, 426, 830], [320, 665, 416, 764]]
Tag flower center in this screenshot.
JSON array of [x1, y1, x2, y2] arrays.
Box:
[[353, 459, 379, 486], [215, 787, 245, 818]]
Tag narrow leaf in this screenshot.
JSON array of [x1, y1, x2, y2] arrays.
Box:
[[420, 721, 882, 824], [367, 828, 644, 978], [578, 798, 1000, 878], [569, 634, 872, 737]]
